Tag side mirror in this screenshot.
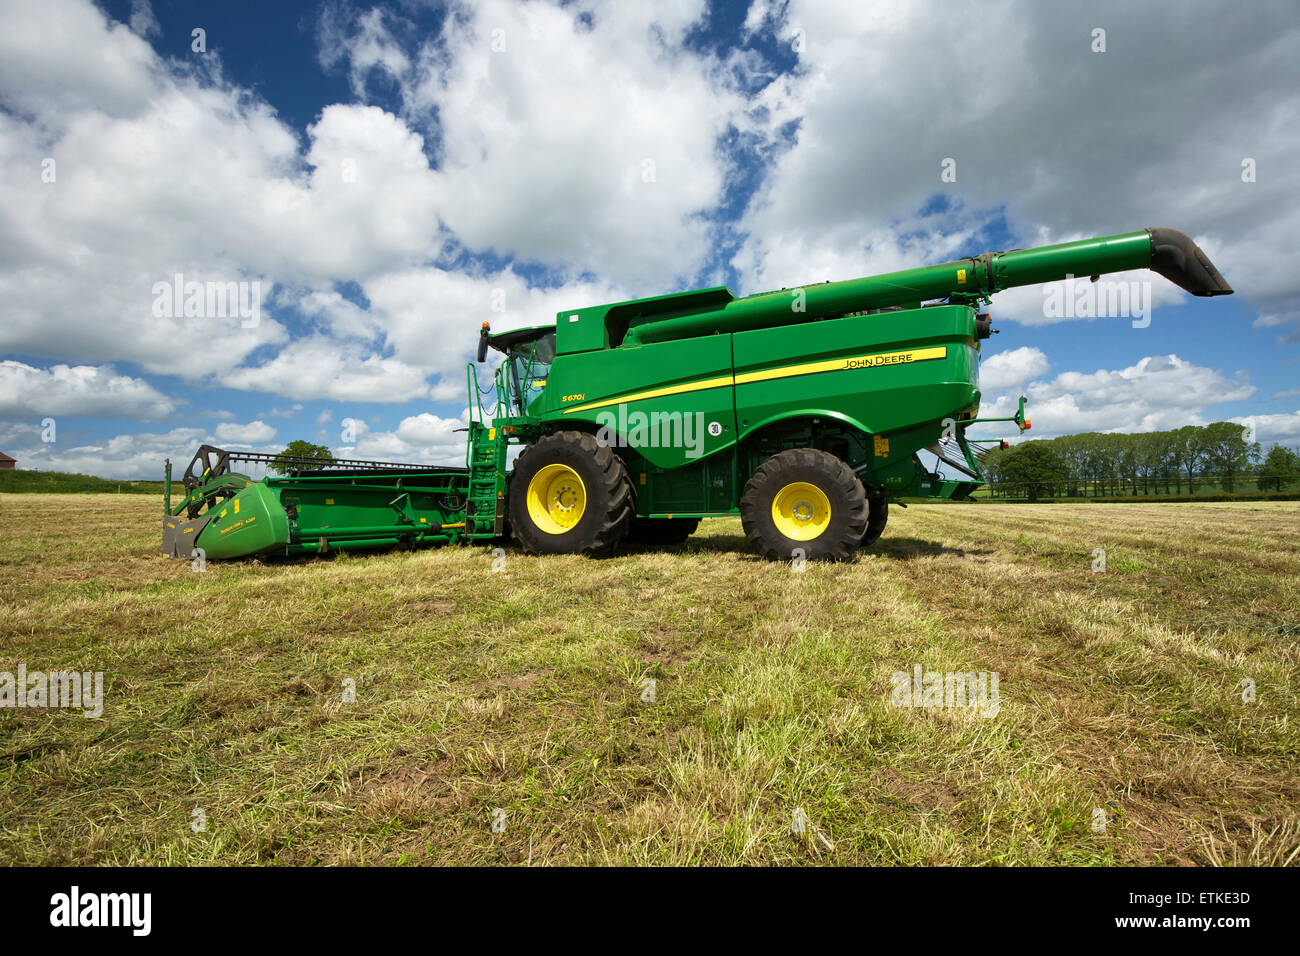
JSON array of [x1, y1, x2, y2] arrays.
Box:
[[476, 324, 490, 363]]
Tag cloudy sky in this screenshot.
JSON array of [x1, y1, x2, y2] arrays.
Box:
[[1, 0, 1297, 478]]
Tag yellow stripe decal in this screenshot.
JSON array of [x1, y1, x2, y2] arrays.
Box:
[[561, 374, 735, 415], [561, 346, 947, 415]]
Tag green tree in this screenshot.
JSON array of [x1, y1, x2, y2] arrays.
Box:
[[1133, 432, 1162, 496], [270, 440, 334, 475], [1168, 425, 1194, 494], [1159, 427, 1189, 494], [1078, 432, 1113, 497], [1257, 444, 1300, 492], [996, 441, 1069, 501], [1054, 434, 1089, 497], [1202, 422, 1257, 492], [978, 443, 1010, 491], [1113, 433, 1138, 496]]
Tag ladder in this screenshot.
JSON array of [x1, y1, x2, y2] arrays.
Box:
[[465, 422, 506, 538], [464, 362, 508, 539]]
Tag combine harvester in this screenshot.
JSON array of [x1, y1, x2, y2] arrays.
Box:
[[163, 228, 1231, 562]]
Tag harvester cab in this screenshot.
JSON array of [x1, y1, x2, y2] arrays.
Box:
[[483, 324, 556, 414], [165, 227, 1232, 562]]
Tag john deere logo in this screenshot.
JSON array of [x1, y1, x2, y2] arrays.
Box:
[[844, 352, 915, 370]]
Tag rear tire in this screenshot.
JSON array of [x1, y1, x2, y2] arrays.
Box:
[[740, 448, 867, 561], [860, 491, 888, 548], [508, 432, 633, 556], [625, 517, 699, 546]]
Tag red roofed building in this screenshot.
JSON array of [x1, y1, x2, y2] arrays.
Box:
[[0, 452, 15, 470]]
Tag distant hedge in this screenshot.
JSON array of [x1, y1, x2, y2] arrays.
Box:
[[0, 470, 165, 495]]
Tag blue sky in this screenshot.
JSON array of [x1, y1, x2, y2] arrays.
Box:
[[1, 0, 1297, 477]]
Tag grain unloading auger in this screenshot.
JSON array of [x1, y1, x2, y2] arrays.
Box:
[[163, 227, 1231, 562]]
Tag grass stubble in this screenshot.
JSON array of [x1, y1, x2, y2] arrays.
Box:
[[0, 494, 1296, 866]]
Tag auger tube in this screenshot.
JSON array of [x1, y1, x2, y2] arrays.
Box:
[[622, 228, 1232, 346]]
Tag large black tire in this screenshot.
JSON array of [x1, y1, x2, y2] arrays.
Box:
[[625, 517, 700, 546], [508, 432, 633, 556], [740, 448, 867, 561], [860, 491, 888, 548]]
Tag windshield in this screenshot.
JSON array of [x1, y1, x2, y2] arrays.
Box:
[[508, 332, 556, 412]]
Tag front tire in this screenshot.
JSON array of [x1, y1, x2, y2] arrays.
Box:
[[508, 432, 633, 556], [740, 448, 867, 561]]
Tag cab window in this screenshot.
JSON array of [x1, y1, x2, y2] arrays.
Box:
[[508, 332, 556, 411]]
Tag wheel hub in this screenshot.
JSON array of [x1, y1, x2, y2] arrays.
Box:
[[526, 463, 588, 534], [771, 481, 831, 541]]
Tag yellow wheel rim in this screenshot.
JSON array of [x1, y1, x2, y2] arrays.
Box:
[[771, 481, 831, 541], [526, 463, 587, 535]]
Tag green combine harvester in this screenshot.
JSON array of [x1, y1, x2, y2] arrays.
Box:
[[163, 227, 1231, 562]]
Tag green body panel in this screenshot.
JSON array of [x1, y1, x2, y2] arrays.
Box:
[[556, 287, 734, 356], [731, 306, 979, 441], [539, 334, 737, 467], [192, 481, 289, 559]]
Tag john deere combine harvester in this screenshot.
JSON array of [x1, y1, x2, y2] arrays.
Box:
[[164, 228, 1231, 561]]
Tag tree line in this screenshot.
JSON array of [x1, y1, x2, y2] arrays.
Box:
[[978, 422, 1300, 500]]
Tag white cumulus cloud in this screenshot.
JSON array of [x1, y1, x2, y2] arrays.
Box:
[[979, 346, 1050, 391], [214, 420, 277, 445], [982, 353, 1256, 438], [323, 0, 747, 288], [0, 361, 174, 419]]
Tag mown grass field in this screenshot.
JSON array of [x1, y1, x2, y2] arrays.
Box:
[[1, 493, 1297, 866]]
